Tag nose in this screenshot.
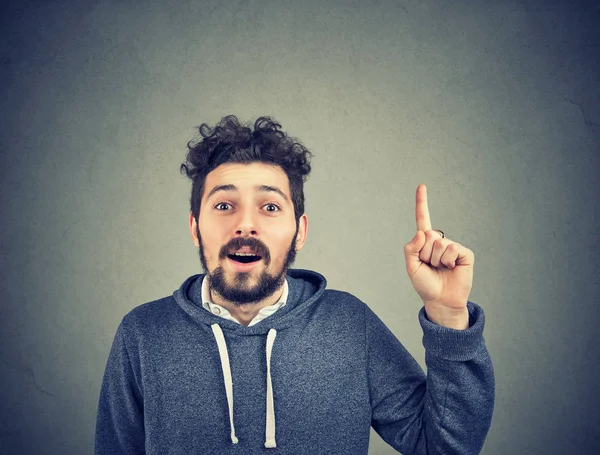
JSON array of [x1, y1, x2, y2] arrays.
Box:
[[234, 206, 258, 237]]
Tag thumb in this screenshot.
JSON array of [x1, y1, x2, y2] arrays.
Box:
[[404, 230, 425, 273]]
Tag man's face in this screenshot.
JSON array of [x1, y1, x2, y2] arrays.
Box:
[[189, 162, 308, 305]]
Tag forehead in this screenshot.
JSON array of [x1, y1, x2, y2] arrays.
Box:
[[203, 162, 291, 200]]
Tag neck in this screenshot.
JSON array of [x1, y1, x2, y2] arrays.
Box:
[[209, 282, 285, 327]]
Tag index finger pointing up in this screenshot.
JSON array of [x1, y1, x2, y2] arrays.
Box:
[[415, 184, 432, 232]]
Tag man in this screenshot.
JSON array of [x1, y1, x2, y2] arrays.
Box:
[[95, 115, 495, 454]]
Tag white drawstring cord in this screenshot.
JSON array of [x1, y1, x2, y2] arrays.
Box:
[[211, 324, 239, 444], [264, 329, 278, 448], [211, 324, 278, 448]]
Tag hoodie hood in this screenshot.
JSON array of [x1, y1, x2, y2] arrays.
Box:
[[173, 268, 327, 334]]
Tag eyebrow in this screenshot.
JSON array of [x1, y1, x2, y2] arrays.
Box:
[[205, 184, 290, 203]]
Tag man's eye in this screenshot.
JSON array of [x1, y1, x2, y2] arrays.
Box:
[[215, 203, 231, 210], [264, 204, 281, 212]]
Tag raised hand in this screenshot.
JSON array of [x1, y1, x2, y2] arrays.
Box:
[[403, 184, 474, 329]]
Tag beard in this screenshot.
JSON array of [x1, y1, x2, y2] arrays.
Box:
[[196, 224, 298, 306]]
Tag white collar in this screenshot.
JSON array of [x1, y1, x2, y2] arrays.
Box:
[[201, 275, 288, 327]]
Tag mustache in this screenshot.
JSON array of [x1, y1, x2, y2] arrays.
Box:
[[219, 237, 270, 261]]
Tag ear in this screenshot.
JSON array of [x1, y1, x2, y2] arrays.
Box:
[[294, 214, 308, 251], [189, 212, 200, 248]]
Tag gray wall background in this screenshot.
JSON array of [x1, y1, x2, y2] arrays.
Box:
[[1, 0, 599, 454]]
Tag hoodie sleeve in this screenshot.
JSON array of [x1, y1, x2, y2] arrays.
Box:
[[367, 301, 495, 454], [95, 319, 145, 455]]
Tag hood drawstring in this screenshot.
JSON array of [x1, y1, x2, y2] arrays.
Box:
[[264, 328, 277, 448], [211, 324, 279, 449], [211, 324, 238, 444]]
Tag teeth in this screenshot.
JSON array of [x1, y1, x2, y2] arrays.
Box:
[[233, 252, 258, 256]]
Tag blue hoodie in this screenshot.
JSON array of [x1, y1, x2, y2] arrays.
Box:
[[95, 269, 494, 454]]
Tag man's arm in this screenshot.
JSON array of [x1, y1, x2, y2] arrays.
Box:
[[367, 301, 495, 454], [95, 320, 145, 455]]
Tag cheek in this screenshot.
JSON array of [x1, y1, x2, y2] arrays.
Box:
[[272, 230, 295, 257], [198, 226, 223, 257]]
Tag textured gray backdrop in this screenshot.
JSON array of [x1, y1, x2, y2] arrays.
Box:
[[1, 0, 599, 454]]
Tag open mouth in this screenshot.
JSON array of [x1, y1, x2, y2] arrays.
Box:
[[227, 253, 262, 264]]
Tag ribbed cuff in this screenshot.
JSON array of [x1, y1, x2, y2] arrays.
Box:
[[419, 301, 486, 361]]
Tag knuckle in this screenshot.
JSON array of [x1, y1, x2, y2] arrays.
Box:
[[427, 232, 440, 243], [434, 238, 447, 248]]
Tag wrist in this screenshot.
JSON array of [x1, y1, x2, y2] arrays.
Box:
[[424, 305, 470, 330]]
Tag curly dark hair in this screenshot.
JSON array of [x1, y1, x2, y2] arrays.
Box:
[[180, 115, 313, 228]]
